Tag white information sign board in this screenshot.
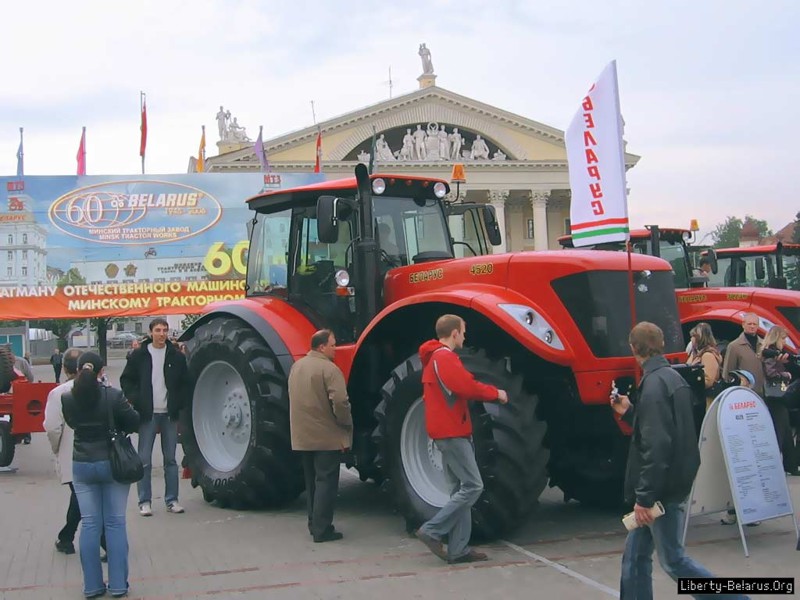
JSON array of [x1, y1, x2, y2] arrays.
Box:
[[683, 386, 798, 556]]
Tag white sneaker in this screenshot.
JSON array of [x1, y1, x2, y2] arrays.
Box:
[[139, 503, 153, 517], [166, 502, 185, 514]]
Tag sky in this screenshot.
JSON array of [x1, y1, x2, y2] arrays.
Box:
[[1, 0, 797, 241]]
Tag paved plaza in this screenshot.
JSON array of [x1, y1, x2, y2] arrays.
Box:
[[1, 360, 797, 599]]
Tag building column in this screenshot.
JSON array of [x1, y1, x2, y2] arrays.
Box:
[[530, 191, 550, 251], [488, 190, 509, 252]]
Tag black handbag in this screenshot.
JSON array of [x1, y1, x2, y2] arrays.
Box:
[[763, 380, 787, 399], [106, 388, 144, 484]]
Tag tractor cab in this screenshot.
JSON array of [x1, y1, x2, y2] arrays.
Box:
[[708, 243, 800, 290], [245, 168, 475, 344], [558, 226, 718, 290]]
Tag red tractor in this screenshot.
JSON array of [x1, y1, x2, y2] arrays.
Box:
[[558, 227, 800, 355], [0, 346, 57, 467], [708, 242, 800, 291], [179, 165, 690, 536]]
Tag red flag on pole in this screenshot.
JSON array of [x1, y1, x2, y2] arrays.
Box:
[[76, 127, 87, 176], [314, 130, 322, 173], [140, 95, 148, 158]]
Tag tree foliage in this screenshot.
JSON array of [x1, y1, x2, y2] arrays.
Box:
[[711, 215, 772, 249]]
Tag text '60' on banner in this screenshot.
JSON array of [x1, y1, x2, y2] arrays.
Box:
[[566, 60, 630, 247]]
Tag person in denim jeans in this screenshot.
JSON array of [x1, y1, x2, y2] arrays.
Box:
[[611, 323, 749, 600], [63, 352, 140, 599], [121, 318, 191, 516], [414, 315, 507, 564]]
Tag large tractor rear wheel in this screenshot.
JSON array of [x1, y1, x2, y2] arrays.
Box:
[[374, 349, 549, 539], [0, 346, 15, 394], [0, 421, 14, 467], [548, 433, 628, 508], [180, 317, 303, 509]]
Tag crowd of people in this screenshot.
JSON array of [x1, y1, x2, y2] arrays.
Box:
[[42, 318, 192, 598], [29, 310, 797, 598]]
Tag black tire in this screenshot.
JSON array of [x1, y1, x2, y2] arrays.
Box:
[[0, 346, 15, 394], [548, 432, 628, 508], [180, 317, 303, 509], [0, 421, 14, 468], [374, 348, 549, 539]]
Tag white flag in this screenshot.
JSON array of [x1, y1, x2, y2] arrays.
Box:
[[566, 61, 629, 247]]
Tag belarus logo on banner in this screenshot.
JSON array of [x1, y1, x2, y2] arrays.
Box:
[[566, 60, 629, 247]]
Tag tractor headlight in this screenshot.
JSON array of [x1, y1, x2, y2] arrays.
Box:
[[498, 304, 564, 350], [433, 182, 447, 198], [372, 178, 386, 195], [335, 269, 350, 287]]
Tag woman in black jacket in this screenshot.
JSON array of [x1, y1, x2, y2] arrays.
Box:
[[63, 352, 139, 599], [761, 326, 799, 475]]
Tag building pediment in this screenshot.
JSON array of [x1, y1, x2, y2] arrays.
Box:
[[207, 86, 640, 171]]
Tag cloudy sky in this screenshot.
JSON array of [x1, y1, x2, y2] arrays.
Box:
[[1, 0, 797, 239]]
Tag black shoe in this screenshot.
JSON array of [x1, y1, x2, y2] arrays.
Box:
[[55, 540, 75, 554], [313, 530, 344, 543], [448, 549, 489, 564]]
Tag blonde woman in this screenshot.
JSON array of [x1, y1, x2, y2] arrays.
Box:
[[686, 323, 722, 410], [760, 326, 799, 475]]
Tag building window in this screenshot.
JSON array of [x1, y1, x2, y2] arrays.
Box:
[[6, 251, 11, 260], [564, 218, 571, 234], [22, 233, 28, 244], [22, 266, 27, 276], [7, 234, 12, 244], [526, 218, 534, 239], [22, 250, 27, 259], [6, 267, 11, 277]]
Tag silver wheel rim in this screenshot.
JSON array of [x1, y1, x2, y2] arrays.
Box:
[[400, 398, 450, 507], [192, 361, 252, 472]]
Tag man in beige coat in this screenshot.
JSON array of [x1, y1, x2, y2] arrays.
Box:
[[722, 312, 766, 396], [288, 329, 352, 542]]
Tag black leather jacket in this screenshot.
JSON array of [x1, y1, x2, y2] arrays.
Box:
[[63, 385, 140, 463], [120, 339, 191, 422], [622, 355, 700, 507]]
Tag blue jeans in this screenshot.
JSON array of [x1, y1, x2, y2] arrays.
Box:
[[137, 413, 179, 506], [620, 501, 749, 600], [418, 437, 483, 561], [73, 460, 130, 597]]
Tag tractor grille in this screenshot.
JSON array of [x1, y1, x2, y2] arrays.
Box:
[[551, 270, 684, 358]]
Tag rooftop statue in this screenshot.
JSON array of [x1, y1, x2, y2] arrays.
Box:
[[419, 43, 434, 75]]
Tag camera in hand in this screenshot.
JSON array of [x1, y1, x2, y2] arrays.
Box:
[[761, 346, 800, 366]]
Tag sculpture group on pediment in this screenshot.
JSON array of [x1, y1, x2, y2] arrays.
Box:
[[358, 123, 508, 164], [215, 105, 251, 143]]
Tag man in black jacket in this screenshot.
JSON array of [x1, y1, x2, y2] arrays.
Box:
[[612, 322, 748, 600], [120, 318, 192, 517]]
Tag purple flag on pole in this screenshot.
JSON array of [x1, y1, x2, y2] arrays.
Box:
[[254, 126, 269, 172]]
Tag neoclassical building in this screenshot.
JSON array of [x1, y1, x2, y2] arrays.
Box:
[[199, 73, 639, 252]]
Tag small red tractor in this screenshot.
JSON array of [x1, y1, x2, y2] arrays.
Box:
[[179, 165, 693, 537], [558, 227, 800, 355], [0, 346, 57, 467]]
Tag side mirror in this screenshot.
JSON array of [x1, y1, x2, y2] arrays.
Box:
[[482, 205, 502, 246], [316, 195, 339, 244], [754, 257, 766, 281], [705, 248, 719, 275]]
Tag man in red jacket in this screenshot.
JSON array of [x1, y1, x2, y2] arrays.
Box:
[[414, 314, 508, 564]]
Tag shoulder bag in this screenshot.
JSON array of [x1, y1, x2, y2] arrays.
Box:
[[106, 388, 144, 484], [763, 379, 787, 399]]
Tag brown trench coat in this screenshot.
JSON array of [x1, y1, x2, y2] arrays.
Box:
[[722, 332, 766, 395], [288, 350, 353, 451]]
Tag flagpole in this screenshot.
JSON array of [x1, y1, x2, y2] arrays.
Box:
[[140, 91, 146, 175], [17, 127, 24, 178]]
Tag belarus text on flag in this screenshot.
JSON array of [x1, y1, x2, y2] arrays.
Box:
[[566, 60, 629, 247]]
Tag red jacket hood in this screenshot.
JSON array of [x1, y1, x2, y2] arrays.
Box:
[[419, 340, 448, 367]]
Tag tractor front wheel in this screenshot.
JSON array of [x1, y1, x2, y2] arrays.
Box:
[[180, 317, 303, 509]]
